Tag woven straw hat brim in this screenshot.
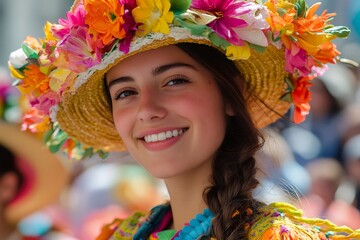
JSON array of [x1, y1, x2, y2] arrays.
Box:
[[0, 121, 69, 223], [56, 32, 290, 152]]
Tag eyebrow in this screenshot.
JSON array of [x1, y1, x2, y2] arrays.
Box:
[[108, 62, 197, 89]]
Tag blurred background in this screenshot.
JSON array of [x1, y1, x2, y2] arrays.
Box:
[[0, 0, 359, 239]]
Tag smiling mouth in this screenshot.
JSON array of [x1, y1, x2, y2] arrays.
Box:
[[143, 128, 188, 143]]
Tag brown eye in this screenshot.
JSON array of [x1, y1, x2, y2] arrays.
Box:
[[166, 77, 189, 86], [115, 89, 137, 100]]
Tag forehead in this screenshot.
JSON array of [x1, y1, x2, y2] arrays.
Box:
[[106, 45, 197, 80]]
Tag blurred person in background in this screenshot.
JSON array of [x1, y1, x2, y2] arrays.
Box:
[[342, 134, 360, 211], [341, 42, 360, 103], [297, 158, 360, 229], [0, 122, 70, 239], [65, 155, 165, 239], [280, 63, 358, 166], [254, 128, 310, 203], [0, 76, 71, 239]]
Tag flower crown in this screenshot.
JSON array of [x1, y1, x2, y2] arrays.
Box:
[[8, 0, 349, 160]]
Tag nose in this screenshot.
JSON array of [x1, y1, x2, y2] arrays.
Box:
[[137, 90, 167, 122]]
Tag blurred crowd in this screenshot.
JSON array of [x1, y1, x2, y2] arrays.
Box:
[[257, 50, 360, 229], [0, 0, 360, 238]]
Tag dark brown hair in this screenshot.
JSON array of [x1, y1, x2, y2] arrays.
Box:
[[177, 43, 264, 239]]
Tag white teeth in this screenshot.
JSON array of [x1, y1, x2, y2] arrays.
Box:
[[158, 132, 166, 141], [166, 131, 172, 138], [144, 129, 185, 143]]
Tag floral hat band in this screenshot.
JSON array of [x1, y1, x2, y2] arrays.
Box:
[[8, 0, 350, 160]]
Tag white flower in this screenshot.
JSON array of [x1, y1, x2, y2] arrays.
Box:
[[234, 3, 270, 47], [9, 48, 28, 68]]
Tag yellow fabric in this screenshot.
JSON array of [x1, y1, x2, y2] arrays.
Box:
[[248, 202, 360, 240]]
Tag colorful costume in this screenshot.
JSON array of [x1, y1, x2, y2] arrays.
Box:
[[96, 202, 360, 239]]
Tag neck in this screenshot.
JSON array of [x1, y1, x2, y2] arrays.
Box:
[[164, 160, 213, 231]]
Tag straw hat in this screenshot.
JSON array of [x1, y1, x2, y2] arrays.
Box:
[[0, 121, 69, 224], [8, 0, 349, 157]]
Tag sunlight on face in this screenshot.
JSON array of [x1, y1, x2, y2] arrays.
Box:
[[106, 45, 231, 179]]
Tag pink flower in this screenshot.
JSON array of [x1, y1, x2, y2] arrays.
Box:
[[21, 108, 50, 133], [119, 0, 138, 53], [29, 92, 60, 115], [52, 3, 87, 39], [58, 26, 103, 73], [191, 0, 268, 46], [285, 43, 314, 76]]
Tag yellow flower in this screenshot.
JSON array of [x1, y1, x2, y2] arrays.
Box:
[[49, 68, 73, 92], [226, 45, 251, 60], [133, 0, 174, 36], [44, 21, 57, 42], [9, 65, 24, 79]]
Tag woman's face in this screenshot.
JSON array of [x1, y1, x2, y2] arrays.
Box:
[[106, 45, 233, 179]]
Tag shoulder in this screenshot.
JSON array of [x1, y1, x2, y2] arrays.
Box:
[[96, 211, 146, 240], [96, 204, 170, 240], [248, 202, 360, 240]]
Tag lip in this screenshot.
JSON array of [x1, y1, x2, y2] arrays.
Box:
[[138, 127, 188, 151]]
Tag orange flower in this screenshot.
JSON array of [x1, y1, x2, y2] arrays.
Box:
[[63, 139, 77, 158], [292, 75, 314, 124], [19, 65, 50, 96], [260, 227, 278, 240], [295, 3, 336, 34], [313, 42, 340, 65], [85, 0, 126, 45]]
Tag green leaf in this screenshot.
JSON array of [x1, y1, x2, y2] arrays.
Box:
[[170, 0, 191, 14], [174, 16, 211, 36], [277, 7, 287, 17], [43, 128, 54, 144], [21, 43, 38, 59], [294, 0, 307, 18], [280, 92, 293, 103], [249, 43, 266, 53], [324, 26, 351, 38], [98, 151, 109, 159], [82, 148, 94, 159], [208, 33, 230, 49], [285, 76, 295, 90], [48, 141, 64, 153]]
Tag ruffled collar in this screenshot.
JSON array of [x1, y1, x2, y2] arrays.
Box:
[[134, 204, 214, 240]]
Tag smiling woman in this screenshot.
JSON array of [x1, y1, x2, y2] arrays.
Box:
[[105, 45, 230, 179], [7, 0, 359, 239]]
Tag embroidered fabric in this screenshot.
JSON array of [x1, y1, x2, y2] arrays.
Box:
[[96, 202, 360, 240], [149, 208, 213, 240]]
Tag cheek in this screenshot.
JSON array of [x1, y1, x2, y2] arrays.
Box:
[[112, 108, 134, 142], [178, 89, 227, 134]]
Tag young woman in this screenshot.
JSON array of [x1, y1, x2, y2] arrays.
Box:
[[8, 0, 359, 239]]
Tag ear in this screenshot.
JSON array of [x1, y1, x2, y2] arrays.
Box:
[[0, 173, 19, 203]]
